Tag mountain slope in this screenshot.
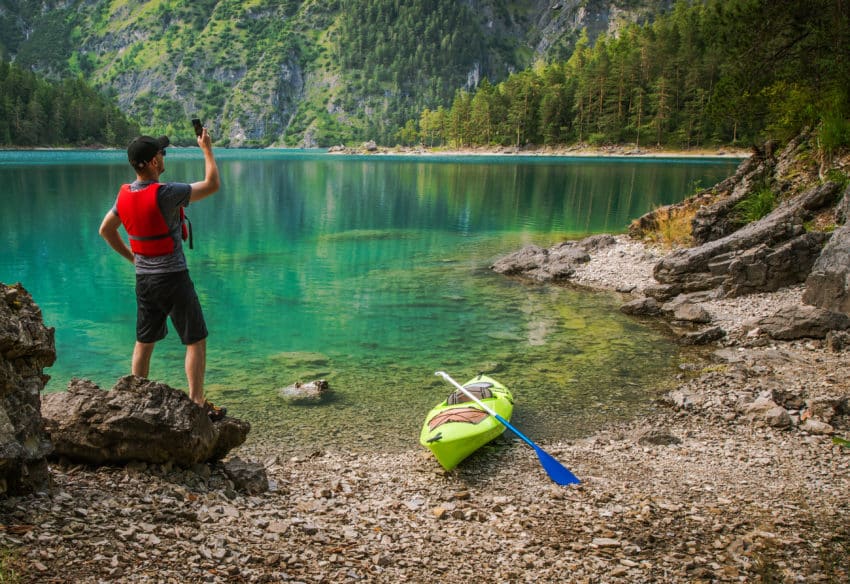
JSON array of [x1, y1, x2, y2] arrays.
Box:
[[1, 0, 673, 146]]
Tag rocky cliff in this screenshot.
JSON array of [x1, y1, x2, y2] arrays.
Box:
[[0, 283, 55, 495], [640, 132, 850, 310]]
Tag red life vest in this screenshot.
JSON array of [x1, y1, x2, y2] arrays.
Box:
[[115, 183, 189, 256]]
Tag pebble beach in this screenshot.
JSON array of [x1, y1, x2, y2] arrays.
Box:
[[4, 236, 850, 583]]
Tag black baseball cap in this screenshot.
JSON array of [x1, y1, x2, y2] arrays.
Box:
[[127, 135, 170, 169]]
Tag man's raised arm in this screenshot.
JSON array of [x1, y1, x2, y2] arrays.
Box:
[[189, 128, 220, 202]]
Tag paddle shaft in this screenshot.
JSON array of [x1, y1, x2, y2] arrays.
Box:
[[434, 371, 535, 449]]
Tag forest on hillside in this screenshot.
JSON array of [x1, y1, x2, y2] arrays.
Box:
[[330, 0, 519, 144], [405, 0, 850, 152], [0, 62, 138, 147]]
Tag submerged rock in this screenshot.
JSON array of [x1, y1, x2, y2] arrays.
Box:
[[491, 235, 615, 282], [620, 296, 662, 316], [669, 301, 712, 323], [279, 379, 331, 403], [674, 325, 725, 345]]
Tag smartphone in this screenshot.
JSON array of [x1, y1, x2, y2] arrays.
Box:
[[191, 118, 203, 137]]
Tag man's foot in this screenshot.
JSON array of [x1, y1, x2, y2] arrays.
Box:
[[203, 400, 227, 421]]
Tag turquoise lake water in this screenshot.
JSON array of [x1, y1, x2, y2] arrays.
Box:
[[0, 150, 739, 453]]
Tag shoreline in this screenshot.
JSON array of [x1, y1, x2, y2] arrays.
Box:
[[7, 236, 849, 583], [332, 143, 753, 159], [2, 144, 752, 160]]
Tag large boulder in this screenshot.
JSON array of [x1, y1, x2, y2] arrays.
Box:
[[720, 232, 832, 297], [41, 376, 249, 466], [803, 184, 850, 314], [744, 305, 850, 340], [0, 283, 56, 495], [629, 138, 786, 245]]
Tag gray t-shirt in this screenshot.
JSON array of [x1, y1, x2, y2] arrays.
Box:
[[112, 180, 192, 274]]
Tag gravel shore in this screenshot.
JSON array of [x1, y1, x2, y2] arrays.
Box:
[[4, 237, 849, 583]]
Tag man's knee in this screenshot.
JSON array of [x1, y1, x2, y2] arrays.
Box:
[[186, 338, 206, 357], [134, 341, 156, 356]]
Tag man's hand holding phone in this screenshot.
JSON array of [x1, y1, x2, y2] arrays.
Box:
[[189, 117, 220, 201], [192, 118, 212, 151]]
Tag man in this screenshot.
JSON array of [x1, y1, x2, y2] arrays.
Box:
[[99, 128, 225, 420]]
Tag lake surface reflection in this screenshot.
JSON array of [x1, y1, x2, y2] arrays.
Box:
[[0, 150, 739, 453]]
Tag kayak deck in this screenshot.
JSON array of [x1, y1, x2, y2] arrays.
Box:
[[419, 374, 514, 471]]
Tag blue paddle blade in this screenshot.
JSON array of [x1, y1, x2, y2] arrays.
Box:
[[494, 413, 580, 485], [534, 444, 581, 485]]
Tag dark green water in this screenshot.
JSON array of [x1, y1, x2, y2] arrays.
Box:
[[0, 150, 739, 453]]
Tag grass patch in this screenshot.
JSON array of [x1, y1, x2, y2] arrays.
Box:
[[818, 110, 850, 163], [804, 208, 838, 233], [0, 548, 24, 584], [644, 205, 696, 248], [824, 169, 849, 187], [733, 187, 777, 225]]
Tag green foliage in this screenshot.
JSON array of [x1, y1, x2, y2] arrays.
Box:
[[331, 0, 520, 144], [733, 187, 777, 225], [2, 0, 849, 148], [413, 0, 850, 152], [803, 219, 836, 233], [818, 108, 850, 159], [396, 119, 419, 146], [824, 170, 849, 188], [763, 82, 821, 142], [688, 180, 704, 196], [419, 107, 448, 147], [0, 61, 139, 147], [587, 133, 607, 146], [12, 9, 72, 75]]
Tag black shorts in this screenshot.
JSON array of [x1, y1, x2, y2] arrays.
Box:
[[135, 270, 208, 345]]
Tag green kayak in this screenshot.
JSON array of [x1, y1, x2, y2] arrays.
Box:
[[420, 374, 514, 470]]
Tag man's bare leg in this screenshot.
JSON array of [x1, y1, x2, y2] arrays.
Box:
[[186, 338, 206, 406], [132, 341, 155, 378]]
